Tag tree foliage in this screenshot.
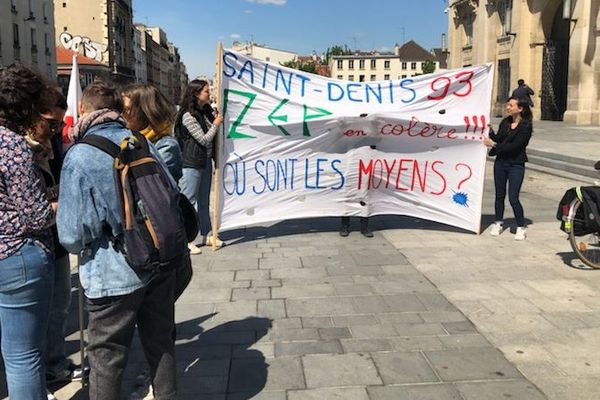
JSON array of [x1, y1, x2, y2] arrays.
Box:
[[422, 59, 436, 74], [281, 60, 317, 74], [324, 45, 352, 64]]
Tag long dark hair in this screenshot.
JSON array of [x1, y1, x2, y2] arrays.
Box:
[[0, 64, 44, 134], [508, 96, 533, 123], [123, 83, 175, 132], [175, 79, 214, 134]]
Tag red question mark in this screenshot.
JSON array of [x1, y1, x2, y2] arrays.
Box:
[[455, 163, 473, 190]]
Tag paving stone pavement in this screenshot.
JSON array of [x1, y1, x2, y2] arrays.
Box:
[[8, 159, 600, 400]]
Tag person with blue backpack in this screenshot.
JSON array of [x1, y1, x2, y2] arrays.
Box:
[[57, 81, 181, 400]]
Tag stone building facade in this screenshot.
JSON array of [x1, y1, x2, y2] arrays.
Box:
[[448, 0, 600, 124], [0, 0, 57, 79]]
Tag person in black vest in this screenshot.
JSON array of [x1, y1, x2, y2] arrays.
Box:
[[511, 79, 534, 107], [484, 96, 533, 241], [175, 80, 223, 254]]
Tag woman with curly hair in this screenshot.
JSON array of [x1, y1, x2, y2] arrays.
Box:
[[0, 65, 55, 399]]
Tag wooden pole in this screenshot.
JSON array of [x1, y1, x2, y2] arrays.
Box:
[[212, 42, 223, 251], [77, 256, 87, 388]]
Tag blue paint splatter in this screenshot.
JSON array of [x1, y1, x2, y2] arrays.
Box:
[[452, 191, 469, 207]]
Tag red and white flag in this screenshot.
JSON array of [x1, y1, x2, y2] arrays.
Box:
[[62, 54, 82, 146]]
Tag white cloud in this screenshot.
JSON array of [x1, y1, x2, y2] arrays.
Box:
[[244, 9, 253, 13], [230, 33, 241, 39], [246, 0, 287, 5]]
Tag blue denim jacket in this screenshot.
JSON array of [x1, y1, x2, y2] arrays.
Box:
[[57, 121, 174, 299], [154, 135, 183, 183]]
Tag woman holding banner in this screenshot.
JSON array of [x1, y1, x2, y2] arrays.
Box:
[[484, 96, 533, 241], [175, 80, 224, 254]]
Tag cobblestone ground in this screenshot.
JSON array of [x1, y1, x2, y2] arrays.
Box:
[[6, 163, 600, 400]]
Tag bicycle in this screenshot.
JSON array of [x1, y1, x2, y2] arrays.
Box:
[[560, 162, 600, 269], [562, 195, 600, 269]]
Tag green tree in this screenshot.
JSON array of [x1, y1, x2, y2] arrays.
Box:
[[422, 59, 436, 74], [281, 60, 317, 74], [325, 44, 352, 64]]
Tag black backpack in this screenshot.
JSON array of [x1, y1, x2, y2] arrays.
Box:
[[79, 131, 192, 271]]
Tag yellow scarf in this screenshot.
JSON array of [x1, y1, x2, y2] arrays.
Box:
[[140, 121, 172, 143]]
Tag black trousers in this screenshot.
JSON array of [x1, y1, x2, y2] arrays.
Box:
[[493, 162, 525, 227], [340, 216, 369, 228], [86, 268, 176, 400]]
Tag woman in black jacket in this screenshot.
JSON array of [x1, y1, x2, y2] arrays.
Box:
[[175, 79, 223, 254], [484, 96, 533, 241]]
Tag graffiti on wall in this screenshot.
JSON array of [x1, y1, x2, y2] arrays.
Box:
[[59, 31, 107, 62]]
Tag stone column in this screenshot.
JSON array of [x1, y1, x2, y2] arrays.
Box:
[[563, 0, 599, 124]]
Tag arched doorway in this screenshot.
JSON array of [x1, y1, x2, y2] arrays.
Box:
[[541, 2, 570, 120]]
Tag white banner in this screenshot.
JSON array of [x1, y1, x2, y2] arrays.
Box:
[[218, 50, 493, 233]]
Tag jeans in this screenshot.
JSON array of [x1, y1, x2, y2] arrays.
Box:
[[45, 255, 72, 375], [86, 268, 176, 400], [0, 240, 53, 400], [494, 161, 526, 227], [180, 164, 213, 239]]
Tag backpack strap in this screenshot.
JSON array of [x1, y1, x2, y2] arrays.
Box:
[[131, 130, 150, 151], [78, 134, 121, 159]]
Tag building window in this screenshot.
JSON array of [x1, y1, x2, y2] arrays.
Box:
[[370, 59, 376, 69], [43, 2, 49, 23], [464, 12, 474, 46], [10, 0, 17, 12], [402, 74, 407, 78], [13, 24, 20, 48], [498, 0, 513, 36], [370, 74, 376, 81], [62, 2, 66, 7], [421, 62, 426, 70], [384, 60, 390, 69], [30, 28, 37, 52], [401, 62, 407, 69], [44, 33, 50, 54], [265, 57, 270, 61], [384, 74, 390, 80], [359, 74, 365, 82], [337, 59, 343, 69], [411, 62, 417, 70], [348, 75, 354, 81], [348, 60, 354, 70], [28, 0, 34, 17], [359, 59, 365, 70], [337, 75, 343, 80]]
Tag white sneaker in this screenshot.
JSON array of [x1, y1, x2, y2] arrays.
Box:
[[515, 227, 527, 241], [47, 390, 57, 400], [489, 222, 504, 236], [188, 243, 202, 255]]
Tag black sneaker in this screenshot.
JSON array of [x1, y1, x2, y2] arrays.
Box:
[[360, 227, 374, 238], [46, 363, 90, 384], [339, 226, 350, 237]]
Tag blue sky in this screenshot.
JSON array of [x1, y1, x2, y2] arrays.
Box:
[[133, 0, 449, 79]]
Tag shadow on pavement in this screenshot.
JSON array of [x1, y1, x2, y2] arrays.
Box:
[[175, 315, 272, 398], [556, 251, 600, 270], [220, 215, 482, 246]]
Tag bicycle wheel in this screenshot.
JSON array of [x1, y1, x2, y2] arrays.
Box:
[[569, 199, 600, 269]]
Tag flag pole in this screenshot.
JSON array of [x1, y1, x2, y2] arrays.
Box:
[[212, 42, 223, 251]]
